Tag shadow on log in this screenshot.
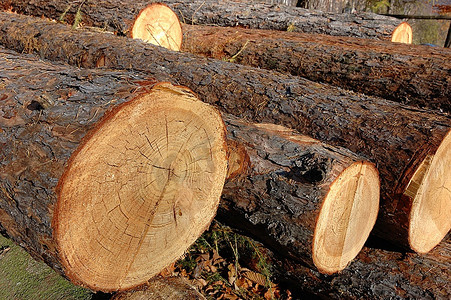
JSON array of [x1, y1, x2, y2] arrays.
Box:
[[0, 12, 449, 252]]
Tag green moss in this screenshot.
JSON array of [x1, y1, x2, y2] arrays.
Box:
[[0, 234, 92, 300]]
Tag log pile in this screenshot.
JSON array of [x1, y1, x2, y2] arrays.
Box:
[[1, 0, 406, 40], [0, 1, 450, 298]]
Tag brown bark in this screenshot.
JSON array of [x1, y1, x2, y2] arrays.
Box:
[[0, 48, 228, 291], [0, 0, 404, 40], [0, 12, 450, 251], [181, 24, 450, 113], [266, 236, 451, 299]]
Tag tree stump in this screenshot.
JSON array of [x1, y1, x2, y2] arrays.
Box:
[[0, 49, 228, 291], [391, 22, 413, 44]]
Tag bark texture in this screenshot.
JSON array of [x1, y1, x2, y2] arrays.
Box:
[[0, 0, 403, 40], [269, 236, 451, 299], [222, 117, 379, 273], [182, 24, 451, 113], [0, 13, 450, 250]]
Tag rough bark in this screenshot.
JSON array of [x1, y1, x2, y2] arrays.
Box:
[[0, 48, 229, 291], [0, 13, 450, 251], [267, 236, 451, 299], [0, 0, 404, 40], [223, 117, 379, 274], [182, 24, 451, 113]]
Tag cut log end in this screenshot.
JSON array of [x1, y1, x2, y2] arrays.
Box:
[[131, 3, 183, 51], [391, 22, 412, 44], [409, 130, 451, 253], [52, 83, 228, 291], [313, 162, 380, 274]]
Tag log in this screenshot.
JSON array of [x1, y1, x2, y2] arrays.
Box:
[[268, 236, 451, 299], [0, 48, 228, 291], [1, 0, 405, 41], [0, 48, 381, 276], [0, 12, 450, 252], [181, 23, 450, 112], [223, 117, 380, 274]]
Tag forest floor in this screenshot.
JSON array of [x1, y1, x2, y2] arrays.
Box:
[[0, 221, 293, 300]]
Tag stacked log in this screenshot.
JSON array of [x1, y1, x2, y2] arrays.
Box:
[[3, 2, 431, 110], [0, 12, 449, 253], [1, 0, 405, 40], [181, 24, 449, 112], [0, 47, 383, 283], [0, 48, 229, 291]]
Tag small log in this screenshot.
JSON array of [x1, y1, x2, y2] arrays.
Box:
[[0, 13, 450, 252], [0, 49, 228, 291], [1, 0, 405, 41], [222, 117, 380, 274], [181, 23, 450, 113]]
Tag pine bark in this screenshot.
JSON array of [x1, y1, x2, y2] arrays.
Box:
[[0, 12, 450, 250], [182, 24, 451, 113], [1, 0, 403, 40]]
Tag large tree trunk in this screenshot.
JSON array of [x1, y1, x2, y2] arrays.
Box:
[[0, 47, 381, 278], [0, 12, 450, 253], [1, 0, 405, 41], [0, 48, 228, 291], [266, 236, 451, 299], [181, 24, 450, 113]]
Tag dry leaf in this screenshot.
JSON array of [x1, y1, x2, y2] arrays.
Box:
[[243, 270, 268, 287], [228, 264, 237, 285]]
